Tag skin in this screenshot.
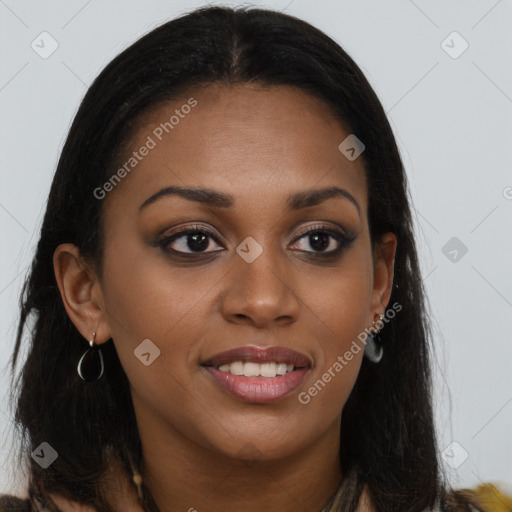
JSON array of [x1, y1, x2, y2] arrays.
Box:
[[53, 83, 396, 512]]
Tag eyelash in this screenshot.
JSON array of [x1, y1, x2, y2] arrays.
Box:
[[157, 223, 356, 259]]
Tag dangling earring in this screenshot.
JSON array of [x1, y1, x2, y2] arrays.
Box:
[[364, 313, 385, 363], [77, 331, 105, 382], [127, 452, 144, 502]]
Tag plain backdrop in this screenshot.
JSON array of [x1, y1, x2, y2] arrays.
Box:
[[1, 0, 511, 498]]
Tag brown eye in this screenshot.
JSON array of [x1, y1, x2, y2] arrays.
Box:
[[290, 225, 356, 256], [158, 227, 223, 255]]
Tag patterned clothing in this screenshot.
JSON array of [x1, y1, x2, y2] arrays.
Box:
[[1, 483, 512, 511]]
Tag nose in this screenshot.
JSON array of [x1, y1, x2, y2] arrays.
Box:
[[219, 239, 300, 329]]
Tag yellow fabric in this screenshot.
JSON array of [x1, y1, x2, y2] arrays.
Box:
[[471, 483, 512, 511]]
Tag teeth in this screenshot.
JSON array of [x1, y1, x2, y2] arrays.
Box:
[[276, 363, 287, 375], [217, 361, 296, 377], [260, 362, 276, 377], [229, 362, 244, 376], [243, 362, 260, 377]]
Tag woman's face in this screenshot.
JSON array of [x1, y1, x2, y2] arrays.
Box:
[[96, 83, 396, 461]]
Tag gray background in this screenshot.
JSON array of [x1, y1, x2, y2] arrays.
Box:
[[1, 0, 511, 498]]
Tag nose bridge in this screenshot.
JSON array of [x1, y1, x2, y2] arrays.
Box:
[[236, 232, 287, 295], [221, 232, 299, 325]]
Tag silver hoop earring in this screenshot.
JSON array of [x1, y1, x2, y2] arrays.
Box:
[[77, 332, 105, 382], [364, 313, 385, 363]]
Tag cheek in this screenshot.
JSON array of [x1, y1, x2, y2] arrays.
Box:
[[303, 252, 372, 408], [100, 231, 199, 337], [298, 299, 367, 418], [315, 248, 373, 343], [99, 240, 216, 385]]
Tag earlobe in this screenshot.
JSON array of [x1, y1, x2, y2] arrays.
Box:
[[53, 243, 111, 344]]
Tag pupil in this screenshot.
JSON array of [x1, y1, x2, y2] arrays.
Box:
[[310, 233, 329, 251], [188, 233, 209, 252]]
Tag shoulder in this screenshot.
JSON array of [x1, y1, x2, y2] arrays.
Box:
[[0, 494, 32, 512], [0, 493, 97, 512], [45, 494, 97, 512], [459, 483, 512, 511], [354, 483, 512, 512], [442, 483, 512, 512]]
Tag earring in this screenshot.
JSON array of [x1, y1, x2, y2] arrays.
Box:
[[77, 331, 105, 382], [364, 313, 385, 363], [127, 452, 144, 502]]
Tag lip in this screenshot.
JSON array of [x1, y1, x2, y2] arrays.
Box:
[[201, 346, 312, 404], [203, 366, 310, 404], [201, 346, 312, 368]]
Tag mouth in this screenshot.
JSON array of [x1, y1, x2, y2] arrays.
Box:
[[200, 346, 312, 404]]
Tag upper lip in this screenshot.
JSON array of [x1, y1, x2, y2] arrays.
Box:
[[201, 346, 312, 368]]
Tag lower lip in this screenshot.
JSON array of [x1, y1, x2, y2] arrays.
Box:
[[203, 366, 310, 404]]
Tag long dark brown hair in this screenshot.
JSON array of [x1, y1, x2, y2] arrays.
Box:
[[7, 6, 482, 511]]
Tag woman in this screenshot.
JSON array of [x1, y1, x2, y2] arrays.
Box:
[[1, 5, 509, 512]]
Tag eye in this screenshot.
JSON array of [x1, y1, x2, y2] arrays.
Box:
[[290, 224, 355, 256], [156, 223, 356, 259], [158, 225, 223, 255]]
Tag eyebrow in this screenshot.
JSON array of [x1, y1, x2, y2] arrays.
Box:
[[139, 185, 360, 217]]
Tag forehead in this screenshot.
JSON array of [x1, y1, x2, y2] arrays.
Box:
[[103, 83, 368, 221]]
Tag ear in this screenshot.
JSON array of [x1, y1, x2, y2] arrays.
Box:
[[368, 232, 398, 321], [53, 243, 111, 345]]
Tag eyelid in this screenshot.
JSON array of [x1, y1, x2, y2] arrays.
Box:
[[158, 221, 350, 245], [291, 222, 350, 241], [163, 223, 220, 239]]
